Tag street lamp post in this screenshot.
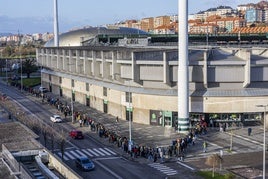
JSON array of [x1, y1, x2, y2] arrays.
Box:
[[20, 57, 23, 92], [71, 93, 74, 124], [6, 59, 8, 86], [256, 104, 267, 179], [113, 73, 132, 150], [127, 80, 132, 150]]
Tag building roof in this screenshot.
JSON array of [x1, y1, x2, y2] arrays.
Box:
[[45, 26, 148, 47], [0, 122, 39, 152]]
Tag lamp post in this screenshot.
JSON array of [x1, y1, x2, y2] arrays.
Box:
[[127, 80, 132, 150], [71, 94, 74, 124], [113, 73, 132, 150], [256, 104, 267, 179], [20, 57, 23, 92], [6, 59, 8, 86], [18, 32, 23, 92]]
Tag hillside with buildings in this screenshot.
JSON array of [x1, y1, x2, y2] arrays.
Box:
[[1, 0, 268, 46]]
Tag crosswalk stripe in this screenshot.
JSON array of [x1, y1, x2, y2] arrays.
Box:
[[166, 172, 178, 176], [148, 163, 177, 176], [98, 148, 111, 156], [65, 151, 75, 160], [87, 149, 99, 156], [93, 148, 105, 156], [177, 161, 195, 171], [57, 152, 69, 160], [56, 147, 117, 160], [81, 149, 94, 157], [104, 148, 116, 155], [69, 150, 81, 158], [76, 150, 86, 157]]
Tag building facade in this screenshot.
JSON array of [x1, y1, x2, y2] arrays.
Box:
[[37, 43, 268, 128]]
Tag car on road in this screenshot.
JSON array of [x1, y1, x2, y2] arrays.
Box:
[[50, 115, 62, 123], [69, 130, 84, 139], [75, 156, 95, 171], [39, 87, 49, 93]]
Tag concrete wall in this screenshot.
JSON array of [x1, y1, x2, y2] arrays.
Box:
[[48, 152, 82, 179], [204, 96, 268, 113]]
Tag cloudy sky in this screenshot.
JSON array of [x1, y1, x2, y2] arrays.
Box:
[[0, 0, 260, 34]]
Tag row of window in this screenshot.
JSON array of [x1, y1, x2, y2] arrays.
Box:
[[67, 78, 132, 103]]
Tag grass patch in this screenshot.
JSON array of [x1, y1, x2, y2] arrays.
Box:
[[9, 77, 41, 88], [197, 171, 235, 179], [22, 77, 41, 87]]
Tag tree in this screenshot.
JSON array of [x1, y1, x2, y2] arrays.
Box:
[[41, 125, 49, 147], [205, 154, 223, 178], [2, 46, 14, 57], [20, 58, 38, 78], [57, 129, 68, 160]]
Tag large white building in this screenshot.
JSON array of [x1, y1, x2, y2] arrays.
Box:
[[37, 27, 268, 128]]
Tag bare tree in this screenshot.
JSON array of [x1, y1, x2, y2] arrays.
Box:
[[57, 129, 68, 160], [48, 128, 56, 153], [205, 154, 223, 177], [41, 125, 49, 147]]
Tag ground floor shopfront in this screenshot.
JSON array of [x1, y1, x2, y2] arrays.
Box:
[[149, 110, 262, 128]]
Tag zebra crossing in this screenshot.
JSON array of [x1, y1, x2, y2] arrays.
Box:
[[148, 163, 178, 176], [56, 147, 117, 161]]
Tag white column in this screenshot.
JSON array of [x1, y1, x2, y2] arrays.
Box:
[[54, 0, 59, 47], [178, 0, 189, 133]]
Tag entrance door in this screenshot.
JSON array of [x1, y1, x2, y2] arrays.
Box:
[[86, 97, 90, 107], [103, 103, 108, 113], [164, 117, 172, 127], [59, 88, 62, 97]]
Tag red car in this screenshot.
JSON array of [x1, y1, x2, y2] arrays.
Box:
[[69, 130, 84, 139]]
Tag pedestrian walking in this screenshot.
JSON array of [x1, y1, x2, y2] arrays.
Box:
[[79, 119, 82, 127], [203, 141, 207, 153], [116, 116, 118, 123], [248, 127, 252, 136]]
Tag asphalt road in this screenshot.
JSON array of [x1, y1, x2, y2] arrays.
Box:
[[0, 83, 189, 179], [2, 81, 266, 178]]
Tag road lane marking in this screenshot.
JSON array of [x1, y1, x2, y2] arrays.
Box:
[[99, 148, 112, 155], [94, 160, 123, 179], [104, 148, 116, 155], [86, 148, 99, 156], [81, 149, 94, 157], [93, 148, 106, 156], [177, 161, 195, 171]]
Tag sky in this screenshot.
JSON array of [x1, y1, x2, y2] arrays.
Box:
[[0, 0, 261, 34]]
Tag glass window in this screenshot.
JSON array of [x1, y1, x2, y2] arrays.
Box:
[[71, 79, 75, 87], [126, 92, 132, 103], [86, 83, 89, 91], [103, 87, 107, 96]]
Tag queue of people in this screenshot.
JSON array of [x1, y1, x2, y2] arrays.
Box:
[[14, 85, 206, 163]]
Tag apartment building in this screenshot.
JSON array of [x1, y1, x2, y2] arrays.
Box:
[[154, 16, 170, 29], [140, 17, 154, 32], [246, 8, 263, 24], [189, 23, 218, 34], [153, 22, 177, 34]]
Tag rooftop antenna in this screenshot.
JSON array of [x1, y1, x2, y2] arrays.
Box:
[[54, 0, 59, 47]]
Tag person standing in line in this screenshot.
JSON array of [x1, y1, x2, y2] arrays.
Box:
[[79, 119, 82, 127], [116, 116, 119, 123]]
